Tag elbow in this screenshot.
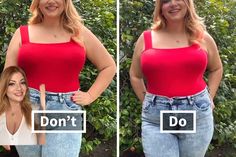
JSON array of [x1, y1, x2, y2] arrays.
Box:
[[129, 68, 137, 83], [129, 68, 134, 79], [107, 60, 116, 77], [111, 61, 116, 76]]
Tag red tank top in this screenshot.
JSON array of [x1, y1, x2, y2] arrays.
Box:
[[141, 30, 207, 97], [18, 25, 86, 92]]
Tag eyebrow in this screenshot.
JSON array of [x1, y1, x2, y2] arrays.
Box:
[[9, 78, 25, 82]]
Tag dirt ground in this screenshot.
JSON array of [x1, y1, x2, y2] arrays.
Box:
[[120, 144, 236, 157], [205, 145, 236, 157], [80, 136, 116, 157], [0, 143, 235, 157]]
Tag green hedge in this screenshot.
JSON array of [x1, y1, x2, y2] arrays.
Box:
[[0, 0, 116, 155], [120, 0, 236, 154]]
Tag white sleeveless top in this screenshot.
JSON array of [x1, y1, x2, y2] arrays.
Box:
[[0, 113, 37, 145]]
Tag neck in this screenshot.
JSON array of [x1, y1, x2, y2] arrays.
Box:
[[165, 21, 186, 34], [41, 18, 63, 30], [8, 101, 21, 112]]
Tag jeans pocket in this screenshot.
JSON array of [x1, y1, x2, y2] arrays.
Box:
[[142, 98, 169, 124], [63, 100, 81, 110], [142, 100, 153, 113], [193, 93, 211, 111]]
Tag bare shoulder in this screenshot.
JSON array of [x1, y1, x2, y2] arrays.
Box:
[[203, 31, 216, 44], [80, 26, 95, 41], [134, 32, 145, 56], [4, 27, 22, 68], [203, 32, 217, 48], [80, 26, 101, 48], [8, 27, 22, 48], [202, 31, 218, 54], [12, 27, 22, 45]]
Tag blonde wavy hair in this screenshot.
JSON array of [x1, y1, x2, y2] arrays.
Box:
[[152, 0, 206, 44], [0, 66, 32, 127], [28, 0, 84, 44]]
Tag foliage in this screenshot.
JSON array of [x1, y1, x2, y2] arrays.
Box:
[[195, 0, 236, 150], [120, 0, 236, 155], [120, 1, 153, 152], [0, 0, 116, 155]]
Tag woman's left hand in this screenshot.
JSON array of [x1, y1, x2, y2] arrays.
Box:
[[210, 97, 215, 110], [211, 102, 215, 110], [71, 91, 93, 106]]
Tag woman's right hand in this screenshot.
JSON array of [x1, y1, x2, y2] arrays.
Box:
[[2, 145, 10, 151]]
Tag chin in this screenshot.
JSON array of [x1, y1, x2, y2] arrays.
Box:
[[12, 97, 24, 103]]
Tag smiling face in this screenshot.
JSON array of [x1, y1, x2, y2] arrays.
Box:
[[6, 72, 27, 105], [161, 0, 188, 23], [38, 0, 65, 19]]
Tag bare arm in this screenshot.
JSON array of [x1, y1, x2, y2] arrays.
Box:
[[4, 28, 21, 69], [72, 26, 116, 106], [204, 32, 223, 107], [129, 33, 146, 102]]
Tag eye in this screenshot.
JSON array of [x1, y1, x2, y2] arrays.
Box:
[[8, 82, 15, 86], [21, 81, 26, 85]]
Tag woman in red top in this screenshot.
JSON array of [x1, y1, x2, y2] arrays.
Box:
[[130, 0, 222, 157], [4, 0, 116, 157]]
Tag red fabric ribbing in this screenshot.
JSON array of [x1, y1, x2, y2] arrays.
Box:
[[141, 30, 208, 97], [17, 25, 86, 92]]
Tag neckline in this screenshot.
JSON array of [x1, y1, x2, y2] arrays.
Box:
[[26, 25, 73, 45], [28, 38, 73, 45], [141, 44, 204, 54], [4, 113, 24, 136], [151, 43, 197, 50]]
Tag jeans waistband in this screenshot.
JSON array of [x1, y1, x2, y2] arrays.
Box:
[[29, 87, 78, 103], [146, 87, 209, 104]]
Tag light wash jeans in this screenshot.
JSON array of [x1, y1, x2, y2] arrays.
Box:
[[142, 88, 214, 157], [16, 88, 82, 157]]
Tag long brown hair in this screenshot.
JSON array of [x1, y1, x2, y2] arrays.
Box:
[[0, 66, 32, 127], [28, 0, 84, 44], [152, 0, 206, 44]]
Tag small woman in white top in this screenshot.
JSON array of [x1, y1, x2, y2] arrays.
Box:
[[0, 66, 38, 147]]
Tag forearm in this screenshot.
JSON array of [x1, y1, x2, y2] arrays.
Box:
[[87, 65, 116, 102], [207, 68, 223, 99], [130, 76, 146, 102]]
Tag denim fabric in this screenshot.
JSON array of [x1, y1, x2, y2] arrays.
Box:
[[142, 88, 214, 157], [16, 88, 82, 157]]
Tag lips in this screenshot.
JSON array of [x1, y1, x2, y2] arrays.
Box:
[[14, 92, 24, 97], [45, 6, 58, 11], [169, 9, 181, 13]]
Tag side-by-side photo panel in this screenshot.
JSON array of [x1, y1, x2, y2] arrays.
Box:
[[120, 0, 236, 157], [0, 0, 116, 157]]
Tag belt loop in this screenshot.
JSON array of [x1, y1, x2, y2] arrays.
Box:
[[168, 103, 172, 110], [58, 93, 64, 103], [152, 96, 157, 104], [169, 98, 174, 105], [187, 96, 193, 105]]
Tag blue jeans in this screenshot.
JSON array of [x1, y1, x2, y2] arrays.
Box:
[[142, 88, 214, 157], [16, 88, 82, 157]]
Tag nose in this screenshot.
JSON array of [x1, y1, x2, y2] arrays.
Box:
[[170, 0, 178, 5], [47, 0, 56, 4], [15, 83, 23, 91]]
